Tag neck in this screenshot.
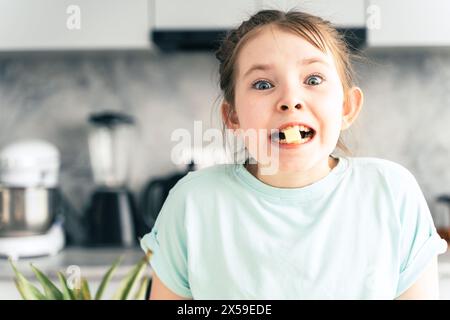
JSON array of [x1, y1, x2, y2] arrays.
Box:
[[245, 156, 339, 188]]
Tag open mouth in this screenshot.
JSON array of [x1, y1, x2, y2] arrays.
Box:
[[270, 124, 316, 145]]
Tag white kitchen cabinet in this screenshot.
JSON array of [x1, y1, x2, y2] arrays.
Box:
[[0, 0, 150, 51], [153, 0, 259, 30], [260, 0, 365, 28], [367, 0, 450, 47]]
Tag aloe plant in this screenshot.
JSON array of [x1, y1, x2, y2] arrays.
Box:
[[9, 250, 152, 300]]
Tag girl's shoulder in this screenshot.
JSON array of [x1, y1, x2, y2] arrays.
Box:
[[349, 156, 415, 178], [348, 156, 419, 193]]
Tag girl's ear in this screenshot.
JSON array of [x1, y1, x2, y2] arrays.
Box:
[[341, 87, 363, 130], [221, 101, 240, 130]]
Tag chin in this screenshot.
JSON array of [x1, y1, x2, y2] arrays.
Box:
[[250, 140, 334, 173]]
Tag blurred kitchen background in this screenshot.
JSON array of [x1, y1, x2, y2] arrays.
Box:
[[2, 0, 450, 299]]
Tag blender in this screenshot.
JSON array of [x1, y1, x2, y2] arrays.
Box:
[[84, 111, 138, 247]]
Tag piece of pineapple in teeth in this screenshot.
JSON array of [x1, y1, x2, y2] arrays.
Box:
[[282, 125, 301, 143]]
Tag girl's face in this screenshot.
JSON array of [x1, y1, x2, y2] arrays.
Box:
[[232, 26, 346, 173]]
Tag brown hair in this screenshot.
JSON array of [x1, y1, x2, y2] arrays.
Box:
[[215, 9, 358, 155]]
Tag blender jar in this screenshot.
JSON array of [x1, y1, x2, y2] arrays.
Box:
[[88, 112, 135, 188]]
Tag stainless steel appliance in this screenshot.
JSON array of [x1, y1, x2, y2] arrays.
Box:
[[0, 187, 57, 237], [0, 139, 65, 258]]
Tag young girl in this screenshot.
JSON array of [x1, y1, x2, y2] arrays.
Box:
[[140, 9, 447, 299]]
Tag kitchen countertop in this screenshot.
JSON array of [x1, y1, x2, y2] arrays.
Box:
[[0, 246, 149, 281]]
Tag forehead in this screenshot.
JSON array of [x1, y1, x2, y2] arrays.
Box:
[[237, 25, 336, 76]]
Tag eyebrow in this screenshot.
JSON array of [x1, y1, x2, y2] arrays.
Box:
[[300, 57, 330, 66], [243, 56, 330, 78], [243, 64, 273, 78]]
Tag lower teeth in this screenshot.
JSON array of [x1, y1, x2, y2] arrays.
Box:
[[278, 136, 312, 144]]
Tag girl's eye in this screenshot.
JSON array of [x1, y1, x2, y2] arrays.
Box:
[[305, 74, 324, 86], [252, 80, 274, 90]]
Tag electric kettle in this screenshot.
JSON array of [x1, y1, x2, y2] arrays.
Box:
[[140, 162, 195, 230]]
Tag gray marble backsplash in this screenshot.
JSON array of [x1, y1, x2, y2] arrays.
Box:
[[1, 49, 450, 227]]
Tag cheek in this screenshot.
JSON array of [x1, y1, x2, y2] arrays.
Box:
[[324, 108, 344, 135], [237, 111, 268, 131], [235, 97, 271, 129], [314, 88, 344, 136]]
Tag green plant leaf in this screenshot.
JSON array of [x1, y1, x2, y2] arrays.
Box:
[[14, 278, 47, 300], [69, 275, 83, 300], [81, 278, 91, 300], [73, 287, 83, 300], [30, 264, 64, 300], [112, 256, 148, 300], [71, 279, 84, 300], [57, 272, 75, 300], [9, 259, 46, 300], [13, 279, 27, 300], [95, 256, 122, 300], [133, 276, 150, 300]]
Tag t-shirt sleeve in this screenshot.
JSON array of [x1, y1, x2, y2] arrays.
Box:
[[140, 186, 192, 298], [395, 170, 448, 297]]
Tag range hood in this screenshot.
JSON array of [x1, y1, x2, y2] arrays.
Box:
[[152, 28, 366, 52]]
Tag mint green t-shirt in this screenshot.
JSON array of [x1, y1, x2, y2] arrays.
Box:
[[140, 156, 447, 299]]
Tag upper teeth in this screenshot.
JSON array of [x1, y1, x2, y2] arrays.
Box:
[[281, 125, 311, 132]]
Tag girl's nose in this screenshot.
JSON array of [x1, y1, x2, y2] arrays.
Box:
[[278, 103, 302, 112], [277, 82, 304, 112]]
